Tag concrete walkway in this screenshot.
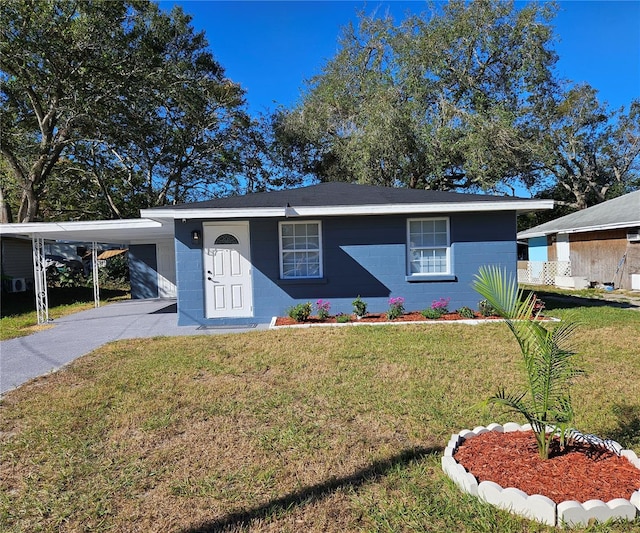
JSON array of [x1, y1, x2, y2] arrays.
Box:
[[0, 299, 269, 395]]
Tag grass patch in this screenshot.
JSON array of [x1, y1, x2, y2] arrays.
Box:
[[1, 303, 639, 531], [0, 287, 129, 340], [522, 284, 640, 303]]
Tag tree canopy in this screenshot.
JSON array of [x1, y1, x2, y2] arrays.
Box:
[[534, 85, 640, 210], [3, 0, 638, 224], [271, 0, 639, 209], [0, 0, 265, 222], [272, 1, 558, 191]]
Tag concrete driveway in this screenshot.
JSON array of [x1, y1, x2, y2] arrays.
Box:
[[0, 299, 269, 395]]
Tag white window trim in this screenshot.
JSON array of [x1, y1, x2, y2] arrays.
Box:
[[278, 220, 323, 279], [406, 217, 451, 277]]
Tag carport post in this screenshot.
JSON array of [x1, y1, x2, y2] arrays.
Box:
[[32, 235, 49, 324], [92, 242, 100, 307]]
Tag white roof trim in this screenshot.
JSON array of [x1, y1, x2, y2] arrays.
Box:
[[518, 231, 548, 239], [286, 201, 552, 217], [142, 200, 553, 220], [0, 218, 174, 244], [0, 218, 163, 234], [141, 207, 287, 220]]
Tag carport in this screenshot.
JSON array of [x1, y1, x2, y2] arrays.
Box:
[[0, 218, 174, 324]]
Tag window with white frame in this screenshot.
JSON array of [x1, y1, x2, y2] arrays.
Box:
[[279, 221, 322, 279], [407, 218, 450, 275]]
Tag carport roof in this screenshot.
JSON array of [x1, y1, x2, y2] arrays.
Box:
[[0, 218, 174, 244]]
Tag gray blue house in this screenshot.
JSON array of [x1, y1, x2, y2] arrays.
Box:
[[140, 182, 552, 326]]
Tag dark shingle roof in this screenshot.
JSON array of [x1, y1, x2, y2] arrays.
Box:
[[158, 182, 529, 210]]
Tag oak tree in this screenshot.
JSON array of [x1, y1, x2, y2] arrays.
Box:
[[272, 0, 558, 192], [1, 0, 262, 222], [535, 86, 640, 210]]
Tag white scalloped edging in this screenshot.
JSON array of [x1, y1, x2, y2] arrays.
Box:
[[442, 422, 640, 527], [269, 316, 560, 329]]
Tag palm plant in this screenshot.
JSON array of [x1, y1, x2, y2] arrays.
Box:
[[472, 266, 584, 460]]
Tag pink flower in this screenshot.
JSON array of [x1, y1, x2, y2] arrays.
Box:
[[431, 297, 450, 310]]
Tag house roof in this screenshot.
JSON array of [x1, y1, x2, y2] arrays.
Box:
[[0, 184, 553, 243], [518, 189, 640, 239], [142, 182, 552, 220]]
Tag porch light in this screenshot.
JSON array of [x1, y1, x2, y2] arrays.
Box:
[[284, 202, 294, 218], [191, 229, 201, 245]]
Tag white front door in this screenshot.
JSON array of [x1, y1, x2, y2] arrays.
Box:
[[203, 222, 253, 318]]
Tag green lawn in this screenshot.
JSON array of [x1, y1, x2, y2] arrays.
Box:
[[0, 287, 130, 340], [1, 295, 639, 532]]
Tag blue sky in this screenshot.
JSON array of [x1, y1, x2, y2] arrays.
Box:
[[160, 1, 640, 116]]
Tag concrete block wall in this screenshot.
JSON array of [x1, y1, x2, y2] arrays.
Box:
[[129, 244, 158, 299], [174, 211, 518, 326]]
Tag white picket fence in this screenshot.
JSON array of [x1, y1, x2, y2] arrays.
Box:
[[517, 261, 571, 286]]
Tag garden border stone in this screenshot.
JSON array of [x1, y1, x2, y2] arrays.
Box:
[[269, 317, 560, 329], [442, 422, 640, 527]]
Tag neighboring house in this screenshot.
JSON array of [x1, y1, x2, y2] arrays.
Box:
[[0, 236, 34, 292], [518, 190, 640, 290], [141, 182, 552, 326]]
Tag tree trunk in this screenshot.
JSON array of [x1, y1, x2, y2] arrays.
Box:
[[0, 187, 13, 223], [17, 185, 39, 222], [572, 188, 588, 211]]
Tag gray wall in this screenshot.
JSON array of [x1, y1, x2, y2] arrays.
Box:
[[174, 211, 517, 326], [1, 237, 34, 283], [129, 244, 158, 299]]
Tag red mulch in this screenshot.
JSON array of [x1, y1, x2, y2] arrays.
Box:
[[274, 311, 499, 326], [454, 430, 640, 503]]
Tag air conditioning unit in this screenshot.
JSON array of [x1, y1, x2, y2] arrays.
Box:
[[627, 231, 640, 242], [6, 277, 27, 293]]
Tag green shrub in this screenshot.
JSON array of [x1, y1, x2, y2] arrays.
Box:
[[421, 308, 443, 319], [336, 313, 351, 323], [352, 296, 367, 317], [478, 299, 499, 317], [457, 306, 475, 319], [47, 266, 84, 288], [287, 302, 312, 322], [99, 254, 130, 289]]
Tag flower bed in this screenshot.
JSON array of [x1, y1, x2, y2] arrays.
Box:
[[442, 423, 640, 527], [274, 292, 550, 328], [271, 311, 502, 328]]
